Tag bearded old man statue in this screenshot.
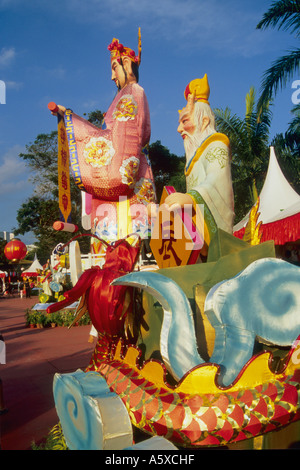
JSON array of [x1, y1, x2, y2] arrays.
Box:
[[164, 75, 235, 256]]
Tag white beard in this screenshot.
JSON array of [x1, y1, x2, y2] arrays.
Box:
[[184, 128, 215, 166]]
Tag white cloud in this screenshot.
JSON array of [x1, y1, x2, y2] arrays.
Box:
[[0, 146, 33, 232], [0, 146, 31, 195], [47, 66, 66, 79], [27, 64, 67, 81], [0, 1, 281, 59], [47, 0, 271, 58], [81, 99, 101, 109], [5, 80, 23, 90], [0, 47, 16, 67]]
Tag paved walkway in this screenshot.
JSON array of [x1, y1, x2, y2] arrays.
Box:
[[0, 295, 95, 450]]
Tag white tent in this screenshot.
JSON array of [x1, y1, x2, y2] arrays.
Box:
[[22, 254, 43, 277], [234, 147, 300, 245]]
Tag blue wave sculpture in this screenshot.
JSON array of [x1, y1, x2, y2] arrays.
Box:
[[205, 257, 300, 385], [53, 370, 133, 450], [112, 271, 204, 380], [113, 258, 300, 387]]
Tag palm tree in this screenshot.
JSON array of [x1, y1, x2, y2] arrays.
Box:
[[287, 102, 300, 135], [271, 104, 300, 193], [256, 0, 300, 112], [214, 87, 272, 222]]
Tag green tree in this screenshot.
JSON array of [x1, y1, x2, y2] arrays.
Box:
[[15, 196, 76, 263], [149, 140, 186, 201], [19, 131, 59, 198], [287, 102, 300, 135], [14, 131, 88, 263], [271, 104, 300, 193], [256, 0, 300, 112], [214, 87, 272, 222], [0, 237, 10, 272], [83, 110, 105, 128]]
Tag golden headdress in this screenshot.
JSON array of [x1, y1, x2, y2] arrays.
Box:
[[184, 75, 210, 104], [108, 28, 142, 66]]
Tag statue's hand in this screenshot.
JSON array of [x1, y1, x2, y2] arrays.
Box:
[[55, 105, 66, 116], [147, 202, 158, 218], [49, 104, 66, 116], [163, 192, 193, 211]]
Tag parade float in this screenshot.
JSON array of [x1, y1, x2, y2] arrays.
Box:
[[49, 217, 300, 450], [43, 32, 300, 450]]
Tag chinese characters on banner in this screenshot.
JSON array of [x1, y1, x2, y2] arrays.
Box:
[[57, 115, 72, 223]]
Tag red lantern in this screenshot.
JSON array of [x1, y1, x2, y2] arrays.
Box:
[[4, 239, 27, 262]]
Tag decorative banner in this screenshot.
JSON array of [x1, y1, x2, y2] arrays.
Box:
[[57, 114, 72, 223], [63, 109, 86, 193]]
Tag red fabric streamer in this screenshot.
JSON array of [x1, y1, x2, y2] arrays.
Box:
[[234, 212, 300, 245], [47, 239, 140, 337]]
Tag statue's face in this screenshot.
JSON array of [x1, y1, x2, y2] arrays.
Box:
[[177, 106, 195, 139], [111, 59, 127, 90]]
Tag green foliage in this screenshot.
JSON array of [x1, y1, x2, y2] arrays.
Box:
[[83, 109, 105, 128], [149, 140, 186, 201], [287, 102, 300, 134], [272, 132, 300, 193], [35, 312, 45, 326], [25, 309, 37, 326], [0, 238, 10, 271], [256, 0, 300, 36], [52, 311, 64, 327], [215, 83, 300, 222], [14, 196, 69, 264], [271, 102, 300, 194], [214, 87, 272, 222], [256, 0, 300, 112], [25, 308, 91, 328], [32, 423, 68, 450], [19, 132, 60, 200], [14, 131, 90, 263], [257, 49, 300, 113]]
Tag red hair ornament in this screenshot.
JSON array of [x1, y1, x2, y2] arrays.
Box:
[[108, 28, 142, 66]]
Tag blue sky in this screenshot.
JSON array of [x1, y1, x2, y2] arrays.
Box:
[[0, 0, 298, 244]]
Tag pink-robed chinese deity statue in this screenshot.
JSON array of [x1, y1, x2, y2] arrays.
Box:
[[55, 30, 156, 252]]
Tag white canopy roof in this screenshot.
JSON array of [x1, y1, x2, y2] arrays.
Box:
[[22, 254, 43, 274], [234, 146, 300, 232]]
